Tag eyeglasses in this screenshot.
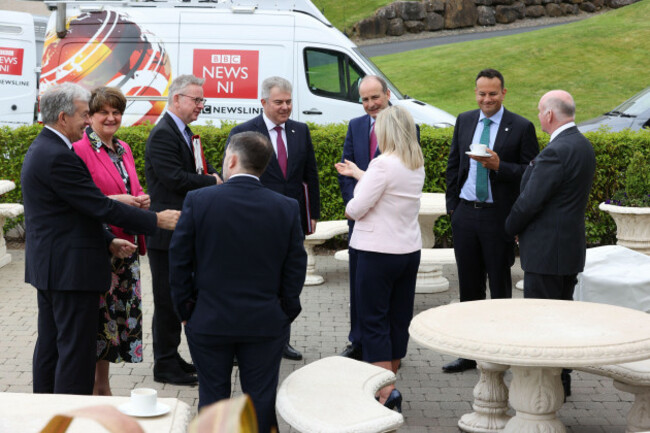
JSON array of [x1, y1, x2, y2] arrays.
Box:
[[179, 94, 207, 106]]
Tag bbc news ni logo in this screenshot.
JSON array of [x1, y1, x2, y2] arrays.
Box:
[[211, 55, 241, 64]]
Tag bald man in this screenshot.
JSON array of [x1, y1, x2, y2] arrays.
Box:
[[505, 90, 596, 398]]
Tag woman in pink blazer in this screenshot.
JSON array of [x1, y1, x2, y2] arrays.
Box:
[[73, 87, 150, 395], [336, 105, 425, 412]]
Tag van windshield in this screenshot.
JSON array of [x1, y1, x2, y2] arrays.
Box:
[[352, 48, 404, 100]]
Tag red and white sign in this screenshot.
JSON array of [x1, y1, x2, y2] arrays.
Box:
[[0, 47, 24, 76], [193, 49, 259, 99]]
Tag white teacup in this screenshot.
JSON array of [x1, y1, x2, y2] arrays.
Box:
[[470, 143, 488, 155], [130, 388, 157, 414]]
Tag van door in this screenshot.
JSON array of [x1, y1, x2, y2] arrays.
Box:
[[0, 11, 37, 128], [295, 43, 367, 124]]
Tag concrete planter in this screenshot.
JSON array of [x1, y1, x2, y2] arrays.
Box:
[[600, 202, 650, 255]]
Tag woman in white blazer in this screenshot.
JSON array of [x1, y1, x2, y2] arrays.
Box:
[[335, 105, 424, 412]]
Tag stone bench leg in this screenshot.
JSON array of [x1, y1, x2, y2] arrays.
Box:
[[416, 263, 449, 293], [304, 240, 325, 286], [459, 361, 511, 433], [0, 214, 11, 268], [613, 380, 650, 433]]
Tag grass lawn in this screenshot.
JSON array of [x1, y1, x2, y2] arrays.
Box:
[[370, 0, 650, 123], [311, 0, 392, 33]]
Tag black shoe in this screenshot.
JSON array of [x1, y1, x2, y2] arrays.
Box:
[[154, 369, 198, 386], [561, 369, 572, 401], [176, 354, 196, 374], [442, 358, 477, 373], [283, 343, 303, 360], [339, 344, 362, 360], [383, 389, 403, 413]]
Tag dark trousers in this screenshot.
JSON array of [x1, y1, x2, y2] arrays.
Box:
[[186, 329, 288, 433], [524, 272, 578, 301], [148, 248, 182, 370], [357, 250, 420, 363], [33, 289, 99, 394], [347, 246, 362, 346], [451, 203, 514, 301]]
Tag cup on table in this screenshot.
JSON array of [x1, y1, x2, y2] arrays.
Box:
[[130, 388, 157, 414], [470, 143, 488, 155]]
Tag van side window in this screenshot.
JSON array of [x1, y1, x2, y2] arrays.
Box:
[[304, 48, 364, 103]]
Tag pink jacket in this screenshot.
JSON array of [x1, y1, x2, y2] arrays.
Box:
[[346, 154, 424, 254], [72, 131, 147, 255]]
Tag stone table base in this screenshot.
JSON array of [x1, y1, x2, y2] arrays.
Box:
[[459, 361, 511, 433]]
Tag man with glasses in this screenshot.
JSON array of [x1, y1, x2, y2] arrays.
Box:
[[145, 74, 221, 385]]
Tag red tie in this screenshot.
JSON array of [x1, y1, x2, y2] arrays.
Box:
[[369, 123, 378, 158], [274, 126, 288, 178]]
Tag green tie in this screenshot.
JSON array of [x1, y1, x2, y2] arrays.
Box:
[[476, 118, 491, 202]]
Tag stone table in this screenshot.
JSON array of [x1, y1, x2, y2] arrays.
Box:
[[409, 299, 650, 433]]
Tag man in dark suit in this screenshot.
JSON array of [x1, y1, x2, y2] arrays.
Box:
[[145, 74, 221, 385], [21, 83, 179, 395], [338, 75, 391, 360], [444, 69, 539, 373], [225, 76, 320, 361], [169, 131, 306, 433], [505, 90, 596, 397]]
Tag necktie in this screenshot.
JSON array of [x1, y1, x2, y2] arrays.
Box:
[[476, 118, 491, 202], [184, 126, 194, 153], [369, 123, 378, 159], [274, 126, 288, 178]]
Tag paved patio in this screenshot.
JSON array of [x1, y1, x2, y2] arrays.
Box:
[[0, 247, 633, 432]]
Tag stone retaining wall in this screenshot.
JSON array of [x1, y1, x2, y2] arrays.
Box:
[[354, 0, 639, 39]]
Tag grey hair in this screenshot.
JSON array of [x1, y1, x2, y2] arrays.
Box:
[[360, 75, 388, 94], [40, 83, 90, 125], [168, 75, 205, 105], [542, 92, 576, 121], [261, 76, 292, 99]]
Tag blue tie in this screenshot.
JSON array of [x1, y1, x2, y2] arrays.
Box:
[[476, 118, 491, 202]]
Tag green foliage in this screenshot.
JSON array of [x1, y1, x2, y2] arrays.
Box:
[[2, 123, 650, 247], [311, 0, 393, 33], [609, 149, 650, 207]]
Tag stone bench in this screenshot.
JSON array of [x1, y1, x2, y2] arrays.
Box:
[[304, 220, 348, 286], [334, 248, 456, 293], [276, 356, 403, 433], [0, 180, 24, 269], [577, 360, 650, 433]]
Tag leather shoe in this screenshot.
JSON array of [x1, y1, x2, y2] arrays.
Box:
[[154, 369, 198, 386], [176, 354, 196, 374], [339, 344, 362, 360], [442, 358, 477, 373], [283, 343, 303, 360]]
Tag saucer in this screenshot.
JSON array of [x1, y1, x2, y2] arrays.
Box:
[[118, 402, 171, 418], [466, 150, 490, 157]]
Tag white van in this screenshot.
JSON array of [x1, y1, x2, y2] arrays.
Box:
[[0, 11, 39, 128], [40, 0, 456, 127]]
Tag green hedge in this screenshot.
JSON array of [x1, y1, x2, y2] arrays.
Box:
[[2, 123, 649, 246]]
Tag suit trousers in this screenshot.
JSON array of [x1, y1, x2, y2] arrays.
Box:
[[186, 329, 289, 433], [347, 246, 362, 346], [523, 272, 578, 301], [33, 289, 100, 394], [451, 202, 514, 302], [356, 250, 420, 363], [148, 248, 182, 370]]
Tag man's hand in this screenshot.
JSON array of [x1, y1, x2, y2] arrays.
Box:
[[212, 173, 223, 185], [109, 194, 140, 207], [135, 194, 151, 210], [469, 148, 500, 171], [156, 210, 181, 230], [109, 238, 137, 258], [310, 219, 317, 234]]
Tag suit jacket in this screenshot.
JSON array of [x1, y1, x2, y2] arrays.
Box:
[[338, 113, 421, 205], [347, 154, 425, 254], [169, 176, 307, 337], [505, 126, 596, 275], [226, 114, 320, 234], [21, 127, 158, 292], [445, 108, 539, 241], [145, 112, 217, 250], [73, 130, 148, 255]]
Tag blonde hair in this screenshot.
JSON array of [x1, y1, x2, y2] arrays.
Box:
[[375, 105, 424, 170]]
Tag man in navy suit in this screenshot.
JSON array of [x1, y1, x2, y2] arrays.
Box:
[[169, 131, 306, 433], [337, 75, 391, 360], [226, 76, 320, 361], [21, 83, 179, 395], [444, 69, 539, 373], [145, 75, 221, 385]]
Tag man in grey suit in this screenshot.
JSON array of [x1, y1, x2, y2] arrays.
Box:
[[505, 89, 596, 398]]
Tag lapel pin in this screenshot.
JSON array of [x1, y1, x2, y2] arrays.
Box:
[[291, 129, 295, 133], [505, 127, 510, 132]]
